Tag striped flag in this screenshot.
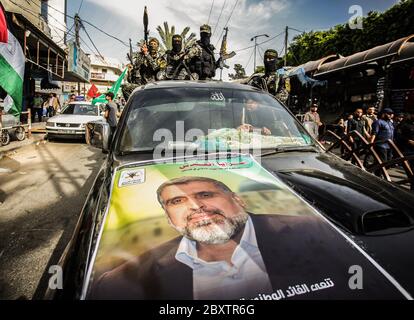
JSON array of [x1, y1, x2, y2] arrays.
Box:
[[0, 3, 25, 116]]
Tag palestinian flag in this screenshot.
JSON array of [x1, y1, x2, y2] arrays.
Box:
[[0, 3, 25, 116], [92, 68, 127, 105], [87, 83, 100, 98]]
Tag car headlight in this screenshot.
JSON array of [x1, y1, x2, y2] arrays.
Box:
[[46, 121, 55, 127]]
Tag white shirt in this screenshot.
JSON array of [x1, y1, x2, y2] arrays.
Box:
[[175, 216, 273, 299]]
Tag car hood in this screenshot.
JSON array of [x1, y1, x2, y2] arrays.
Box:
[[48, 114, 104, 124], [260, 151, 414, 295]]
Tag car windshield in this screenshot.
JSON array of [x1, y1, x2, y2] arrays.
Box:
[[119, 87, 313, 152], [62, 103, 98, 116]]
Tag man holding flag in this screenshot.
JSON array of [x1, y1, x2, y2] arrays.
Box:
[[0, 2, 25, 117]]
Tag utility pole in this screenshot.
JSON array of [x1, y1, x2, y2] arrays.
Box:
[[250, 34, 269, 73], [74, 14, 81, 48], [284, 26, 288, 66]]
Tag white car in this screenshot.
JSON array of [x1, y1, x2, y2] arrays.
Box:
[[46, 102, 105, 139]]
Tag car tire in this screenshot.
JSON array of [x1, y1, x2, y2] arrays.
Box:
[[15, 126, 26, 141], [1, 130, 11, 146]]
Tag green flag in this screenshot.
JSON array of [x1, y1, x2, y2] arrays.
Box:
[[92, 68, 127, 105]]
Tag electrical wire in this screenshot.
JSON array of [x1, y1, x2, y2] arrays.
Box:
[[78, 0, 85, 15], [233, 30, 284, 53], [244, 48, 255, 71], [27, 0, 128, 47], [207, 0, 215, 25], [82, 24, 105, 60], [81, 19, 128, 47], [212, 0, 227, 38], [215, 0, 240, 47]]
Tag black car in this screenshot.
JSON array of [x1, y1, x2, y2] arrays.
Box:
[[46, 81, 414, 300]]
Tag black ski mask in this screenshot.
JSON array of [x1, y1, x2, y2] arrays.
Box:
[[264, 49, 278, 74], [200, 32, 211, 47], [172, 35, 182, 53]]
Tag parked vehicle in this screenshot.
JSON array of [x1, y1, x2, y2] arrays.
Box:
[[46, 81, 414, 300], [45, 102, 104, 140]]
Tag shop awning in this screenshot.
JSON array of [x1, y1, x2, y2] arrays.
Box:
[[315, 35, 413, 77], [391, 35, 414, 64], [299, 55, 340, 74]]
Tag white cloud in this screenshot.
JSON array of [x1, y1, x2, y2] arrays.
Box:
[[86, 0, 290, 78]]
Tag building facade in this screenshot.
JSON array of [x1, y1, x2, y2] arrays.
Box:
[[87, 54, 124, 96]]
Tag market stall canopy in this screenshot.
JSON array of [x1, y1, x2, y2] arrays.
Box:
[[315, 35, 414, 77], [300, 55, 340, 74], [391, 35, 414, 64]]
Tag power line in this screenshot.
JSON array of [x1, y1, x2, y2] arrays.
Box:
[[257, 45, 265, 59], [82, 24, 104, 60], [28, 0, 128, 47], [207, 0, 215, 25], [244, 48, 255, 71], [78, 0, 85, 14], [233, 30, 284, 53], [289, 27, 305, 34], [215, 0, 240, 47], [81, 19, 128, 47], [212, 0, 227, 38]]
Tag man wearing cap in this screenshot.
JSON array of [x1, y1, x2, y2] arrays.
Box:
[[188, 24, 219, 80], [162, 34, 197, 80], [129, 37, 166, 85], [371, 108, 395, 167], [248, 49, 281, 97]]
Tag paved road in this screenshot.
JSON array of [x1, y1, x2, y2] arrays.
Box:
[[0, 139, 104, 299]]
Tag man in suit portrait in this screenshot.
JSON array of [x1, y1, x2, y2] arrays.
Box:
[[89, 176, 402, 300]]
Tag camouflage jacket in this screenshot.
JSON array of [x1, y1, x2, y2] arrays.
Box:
[[187, 41, 217, 80], [162, 48, 200, 80], [128, 51, 166, 85], [248, 72, 280, 96]]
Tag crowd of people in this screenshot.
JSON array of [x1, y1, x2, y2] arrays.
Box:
[[28, 93, 62, 123], [321, 105, 414, 171]]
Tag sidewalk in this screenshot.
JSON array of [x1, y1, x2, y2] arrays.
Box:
[[0, 122, 46, 159]]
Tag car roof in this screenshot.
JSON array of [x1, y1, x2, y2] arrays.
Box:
[[132, 80, 262, 95]]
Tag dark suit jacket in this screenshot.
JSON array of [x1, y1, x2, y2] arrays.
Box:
[[89, 214, 403, 300]]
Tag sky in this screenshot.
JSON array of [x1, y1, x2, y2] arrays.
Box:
[[66, 0, 400, 79]]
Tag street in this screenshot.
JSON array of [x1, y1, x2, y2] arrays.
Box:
[[0, 139, 104, 299]]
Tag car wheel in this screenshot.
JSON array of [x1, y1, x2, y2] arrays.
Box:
[[1, 130, 11, 146], [15, 126, 26, 141]]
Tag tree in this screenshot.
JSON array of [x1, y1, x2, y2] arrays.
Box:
[[156, 22, 196, 52], [284, 0, 414, 66], [228, 64, 247, 80]]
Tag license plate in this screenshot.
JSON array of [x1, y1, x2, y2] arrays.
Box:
[[61, 130, 75, 134]]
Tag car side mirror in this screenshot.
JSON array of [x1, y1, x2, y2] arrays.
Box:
[[85, 121, 111, 152]]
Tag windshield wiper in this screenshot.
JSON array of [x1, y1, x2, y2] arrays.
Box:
[[260, 145, 319, 157], [118, 148, 155, 156]]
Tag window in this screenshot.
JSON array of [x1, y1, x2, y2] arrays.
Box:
[[41, 0, 49, 23]]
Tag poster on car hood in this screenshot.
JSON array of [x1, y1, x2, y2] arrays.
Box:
[[85, 154, 409, 300]]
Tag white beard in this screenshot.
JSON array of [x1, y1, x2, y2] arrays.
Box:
[[169, 212, 249, 244]]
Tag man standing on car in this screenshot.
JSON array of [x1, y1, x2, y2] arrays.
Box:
[[248, 49, 281, 97], [104, 92, 117, 136]]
